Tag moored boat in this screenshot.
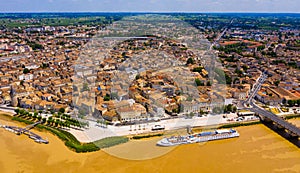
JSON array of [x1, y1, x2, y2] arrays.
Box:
[[157, 129, 239, 147]]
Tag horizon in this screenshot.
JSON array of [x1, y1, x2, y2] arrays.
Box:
[[1, 11, 300, 14], [2, 0, 300, 13]]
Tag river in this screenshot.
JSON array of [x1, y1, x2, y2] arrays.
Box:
[[0, 116, 299, 173]]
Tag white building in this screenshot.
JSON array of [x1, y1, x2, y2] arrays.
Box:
[[18, 74, 34, 81]]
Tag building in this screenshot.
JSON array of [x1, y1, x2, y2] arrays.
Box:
[[117, 103, 147, 122], [181, 101, 202, 114], [153, 105, 164, 117]]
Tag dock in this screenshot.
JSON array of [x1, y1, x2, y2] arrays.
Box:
[[1, 121, 49, 144]]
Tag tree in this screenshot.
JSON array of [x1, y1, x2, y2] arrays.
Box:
[[200, 110, 205, 115], [186, 58, 195, 65], [206, 81, 212, 86], [28, 42, 43, 50], [51, 113, 56, 118], [37, 116, 42, 121], [274, 80, 280, 86], [32, 115, 37, 120], [189, 112, 194, 118], [59, 108, 65, 114], [225, 74, 232, 85], [59, 121, 64, 128], [135, 74, 140, 80], [224, 104, 234, 113], [47, 119, 51, 125], [232, 106, 237, 113], [172, 108, 179, 113], [104, 94, 111, 101], [66, 122, 70, 128], [297, 99, 300, 106], [64, 114, 70, 118], [195, 78, 204, 86], [227, 104, 233, 112], [41, 63, 49, 69], [288, 100, 295, 107], [282, 98, 287, 105], [19, 109, 25, 116], [14, 108, 20, 115], [235, 68, 243, 76], [224, 105, 227, 113], [241, 65, 248, 71], [257, 45, 265, 51], [55, 120, 60, 127], [23, 68, 30, 74]]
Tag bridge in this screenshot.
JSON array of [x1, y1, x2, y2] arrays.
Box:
[[242, 73, 300, 139], [249, 103, 300, 137]]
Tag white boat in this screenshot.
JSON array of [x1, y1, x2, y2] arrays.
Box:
[[157, 129, 239, 147], [151, 124, 165, 131]]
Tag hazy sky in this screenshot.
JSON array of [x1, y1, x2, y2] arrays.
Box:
[[1, 0, 299, 12]]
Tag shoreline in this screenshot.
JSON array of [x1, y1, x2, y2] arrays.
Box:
[[1, 110, 299, 153], [0, 112, 127, 153], [1, 118, 299, 173]]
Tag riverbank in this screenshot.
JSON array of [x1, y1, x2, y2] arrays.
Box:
[[1, 118, 299, 173], [67, 113, 247, 143], [0, 112, 128, 153], [1, 110, 299, 154]]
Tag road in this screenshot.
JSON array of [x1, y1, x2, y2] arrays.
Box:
[[209, 19, 234, 50], [244, 72, 268, 105]]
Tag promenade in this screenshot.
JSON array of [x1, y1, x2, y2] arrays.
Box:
[[69, 113, 240, 142]]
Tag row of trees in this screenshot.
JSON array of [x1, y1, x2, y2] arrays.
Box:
[[212, 104, 237, 114], [14, 108, 84, 129], [46, 117, 71, 128], [286, 99, 300, 107], [15, 108, 65, 115], [15, 109, 44, 121]]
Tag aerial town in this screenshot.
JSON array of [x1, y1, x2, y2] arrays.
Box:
[[2, 0, 300, 171], [0, 13, 299, 143]]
